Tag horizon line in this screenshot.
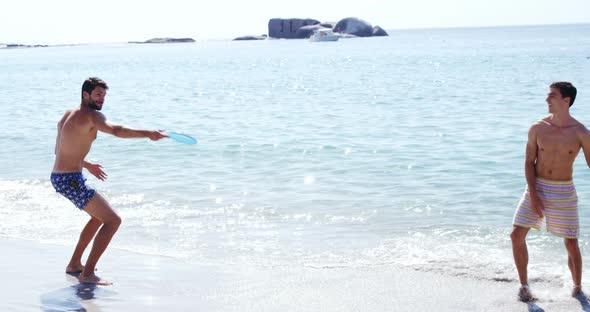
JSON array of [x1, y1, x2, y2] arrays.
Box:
[[2, 22, 588, 46]]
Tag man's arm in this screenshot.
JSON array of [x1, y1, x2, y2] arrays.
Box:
[[525, 123, 544, 217], [91, 111, 167, 140], [578, 125, 590, 168]]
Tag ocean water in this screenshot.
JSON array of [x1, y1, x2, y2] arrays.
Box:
[[1, 24, 590, 287]]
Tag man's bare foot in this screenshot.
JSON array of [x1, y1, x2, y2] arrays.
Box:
[[572, 285, 584, 297], [66, 265, 97, 274], [66, 264, 85, 274], [78, 273, 112, 286], [518, 284, 536, 302]]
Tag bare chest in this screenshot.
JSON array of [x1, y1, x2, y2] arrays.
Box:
[[537, 127, 580, 155]]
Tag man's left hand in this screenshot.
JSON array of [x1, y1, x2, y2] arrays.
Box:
[[86, 163, 108, 181]]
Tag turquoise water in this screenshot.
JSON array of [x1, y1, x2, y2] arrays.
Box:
[[1, 24, 590, 286]]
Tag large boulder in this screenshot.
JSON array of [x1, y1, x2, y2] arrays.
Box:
[[372, 26, 389, 37], [295, 25, 329, 39], [268, 18, 320, 39], [333, 17, 373, 37]]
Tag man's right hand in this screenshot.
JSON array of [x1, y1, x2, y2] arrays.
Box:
[[149, 130, 168, 141], [530, 194, 545, 218]]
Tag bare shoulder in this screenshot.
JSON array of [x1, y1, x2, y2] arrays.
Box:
[[529, 119, 547, 133], [61, 109, 74, 119], [57, 109, 73, 126], [84, 109, 107, 125], [574, 120, 590, 138]]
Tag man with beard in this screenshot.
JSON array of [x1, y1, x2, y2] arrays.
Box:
[[51, 77, 167, 285]]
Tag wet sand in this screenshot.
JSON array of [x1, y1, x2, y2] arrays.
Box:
[[2, 237, 588, 311]]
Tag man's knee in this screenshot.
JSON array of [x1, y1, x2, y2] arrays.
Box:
[[109, 214, 122, 229], [565, 238, 579, 252], [101, 212, 121, 230], [511, 227, 528, 244]]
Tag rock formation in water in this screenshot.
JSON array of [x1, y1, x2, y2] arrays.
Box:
[[268, 18, 321, 39], [0, 43, 48, 48], [372, 26, 388, 37], [333, 17, 374, 37], [233, 35, 268, 41], [267, 17, 388, 39], [130, 38, 196, 44]]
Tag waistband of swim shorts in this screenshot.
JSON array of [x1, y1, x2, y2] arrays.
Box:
[[535, 177, 573, 186]]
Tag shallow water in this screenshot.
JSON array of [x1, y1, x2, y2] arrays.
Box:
[[1, 23, 590, 286]]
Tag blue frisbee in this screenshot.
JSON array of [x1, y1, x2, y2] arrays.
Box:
[[168, 132, 197, 145]]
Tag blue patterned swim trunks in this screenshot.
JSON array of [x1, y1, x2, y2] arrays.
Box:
[[50, 172, 96, 210]]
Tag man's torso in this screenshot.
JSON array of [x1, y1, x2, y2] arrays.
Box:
[[53, 108, 98, 172], [535, 118, 582, 181]]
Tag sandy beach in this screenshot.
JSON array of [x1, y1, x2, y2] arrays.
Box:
[[1, 237, 588, 311], [2, 23, 590, 312]]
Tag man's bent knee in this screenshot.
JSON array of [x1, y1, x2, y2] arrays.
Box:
[[84, 193, 121, 226], [104, 213, 122, 229], [111, 214, 122, 228]]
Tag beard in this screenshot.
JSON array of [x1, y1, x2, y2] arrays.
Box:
[[88, 98, 102, 111]]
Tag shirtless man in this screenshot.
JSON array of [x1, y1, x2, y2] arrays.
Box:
[[511, 82, 589, 301], [51, 77, 167, 285]]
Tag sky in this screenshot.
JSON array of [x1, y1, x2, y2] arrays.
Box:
[[1, 0, 589, 44]]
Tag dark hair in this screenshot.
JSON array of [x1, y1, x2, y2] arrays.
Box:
[[81, 77, 108, 99], [550, 81, 577, 107]]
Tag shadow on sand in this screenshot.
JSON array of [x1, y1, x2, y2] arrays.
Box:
[[525, 293, 590, 312], [527, 302, 545, 312], [574, 292, 590, 312], [40, 281, 116, 312]]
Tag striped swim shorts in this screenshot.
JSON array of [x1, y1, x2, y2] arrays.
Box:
[[513, 177, 579, 239]]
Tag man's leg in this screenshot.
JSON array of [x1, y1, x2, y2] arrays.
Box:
[[66, 217, 102, 273], [511, 225, 535, 301], [79, 192, 122, 285], [565, 238, 583, 296], [511, 226, 531, 285]]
